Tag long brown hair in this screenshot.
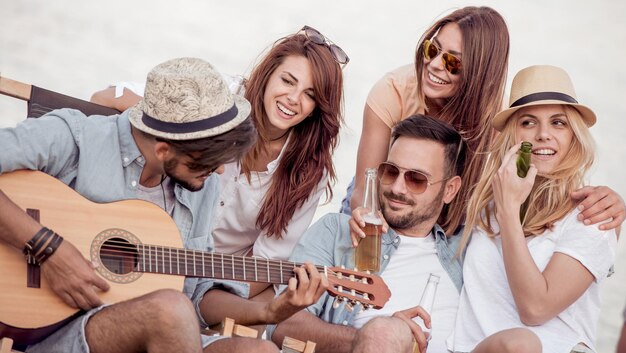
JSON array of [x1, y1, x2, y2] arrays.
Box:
[[414, 6, 510, 235], [242, 33, 344, 238], [459, 106, 595, 254]]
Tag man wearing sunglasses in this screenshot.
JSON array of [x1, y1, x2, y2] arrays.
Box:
[[269, 114, 467, 353]]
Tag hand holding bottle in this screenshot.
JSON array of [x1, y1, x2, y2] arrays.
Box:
[[493, 143, 537, 222], [354, 168, 384, 272], [391, 305, 431, 353], [348, 207, 388, 247]]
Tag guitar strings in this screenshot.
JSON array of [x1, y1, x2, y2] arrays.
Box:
[[96, 240, 375, 297]]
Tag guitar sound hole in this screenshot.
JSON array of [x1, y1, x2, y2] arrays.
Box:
[[100, 237, 138, 275]]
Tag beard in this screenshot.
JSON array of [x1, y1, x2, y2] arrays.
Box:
[[164, 158, 205, 192], [381, 186, 445, 231]]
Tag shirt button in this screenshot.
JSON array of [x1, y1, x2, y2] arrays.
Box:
[[123, 157, 129, 163], [131, 181, 137, 187], [220, 201, 225, 206], [393, 238, 399, 243], [383, 254, 389, 260], [342, 320, 348, 325], [137, 157, 144, 163]]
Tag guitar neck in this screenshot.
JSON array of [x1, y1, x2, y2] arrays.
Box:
[[135, 244, 324, 284]]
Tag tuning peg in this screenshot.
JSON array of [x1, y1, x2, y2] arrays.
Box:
[[361, 277, 368, 284], [349, 274, 355, 282], [337, 271, 343, 279], [337, 285, 343, 293], [333, 297, 341, 309], [363, 293, 370, 300], [346, 302, 354, 312]]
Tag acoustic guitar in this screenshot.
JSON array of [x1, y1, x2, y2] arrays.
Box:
[[0, 170, 391, 345]]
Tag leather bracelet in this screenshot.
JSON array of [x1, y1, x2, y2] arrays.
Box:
[[22, 227, 51, 256], [30, 228, 55, 257], [34, 232, 64, 265], [23, 227, 63, 266]]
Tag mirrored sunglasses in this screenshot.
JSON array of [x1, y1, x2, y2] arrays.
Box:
[[377, 162, 447, 194], [301, 25, 350, 66], [423, 39, 462, 75]]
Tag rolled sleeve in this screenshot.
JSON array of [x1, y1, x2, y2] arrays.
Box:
[[0, 110, 84, 178], [191, 278, 250, 328]]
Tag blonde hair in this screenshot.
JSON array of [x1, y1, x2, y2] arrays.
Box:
[[458, 106, 595, 253]]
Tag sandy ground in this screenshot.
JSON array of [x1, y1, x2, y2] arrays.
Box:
[[1, 0, 625, 351]]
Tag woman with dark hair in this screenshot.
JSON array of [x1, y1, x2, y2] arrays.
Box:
[[213, 28, 344, 261]]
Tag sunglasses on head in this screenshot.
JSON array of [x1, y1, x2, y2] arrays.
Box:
[[423, 39, 462, 75], [301, 25, 350, 66], [377, 162, 447, 195]]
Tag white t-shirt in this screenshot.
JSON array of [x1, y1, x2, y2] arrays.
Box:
[[447, 208, 617, 353], [352, 232, 459, 353]]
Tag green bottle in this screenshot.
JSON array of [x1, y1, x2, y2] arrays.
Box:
[[516, 141, 532, 178], [517, 141, 532, 223]]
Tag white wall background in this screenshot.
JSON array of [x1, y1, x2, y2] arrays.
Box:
[[1, 0, 625, 350]]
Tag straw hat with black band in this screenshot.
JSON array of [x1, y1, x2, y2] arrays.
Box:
[[128, 57, 251, 140], [492, 65, 596, 131]]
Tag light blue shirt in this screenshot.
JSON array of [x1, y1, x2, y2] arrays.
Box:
[[267, 212, 463, 339], [0, 109, 249, 326]]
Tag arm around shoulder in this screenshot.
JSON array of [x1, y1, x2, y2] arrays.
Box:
[[350, 105, 393, 210], [90, 86, 142, 112]]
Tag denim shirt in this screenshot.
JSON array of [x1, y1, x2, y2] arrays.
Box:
[[0, 109, 249, 326], [267, 212, 463, 339]]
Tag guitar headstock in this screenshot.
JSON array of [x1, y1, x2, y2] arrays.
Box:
[[325, 267, 391, 309]]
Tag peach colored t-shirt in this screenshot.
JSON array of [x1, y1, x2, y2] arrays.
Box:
[[365, 64, 426, 128]]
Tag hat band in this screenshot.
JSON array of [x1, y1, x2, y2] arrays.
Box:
[[141, 104, 239, 134], [510, 91, 578, 108]]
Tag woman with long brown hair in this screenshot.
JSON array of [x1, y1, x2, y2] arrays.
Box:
[[212, 27, 344, 260]]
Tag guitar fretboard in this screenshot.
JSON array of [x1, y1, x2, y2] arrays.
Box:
[[135, 244, 325, 284]]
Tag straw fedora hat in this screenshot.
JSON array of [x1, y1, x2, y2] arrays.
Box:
[[492, 65, 596, 131], [129, 57, 251, 140]]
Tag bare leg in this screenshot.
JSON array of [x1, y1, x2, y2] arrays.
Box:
[[86, 289, 202, 353], [352, 317, 413, 353], [472, 328, 541, 353], [617, 322, 626, 353], [204, 337, 280, 353], [247, 285, 276, 334]]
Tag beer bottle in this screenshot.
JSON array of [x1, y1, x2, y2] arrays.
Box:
[[516, 141, 532, 178], [517, 141, 532, 222], [412, 273, 440, 353], [355, 168, 383, 272]]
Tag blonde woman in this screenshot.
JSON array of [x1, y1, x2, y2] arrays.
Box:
[[447, 65, 618, 353]]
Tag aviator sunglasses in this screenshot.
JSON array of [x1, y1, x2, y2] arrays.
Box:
[[301, 25, 350, 66], [423, 39, 462, 75], [377, 162, 447, 194]]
